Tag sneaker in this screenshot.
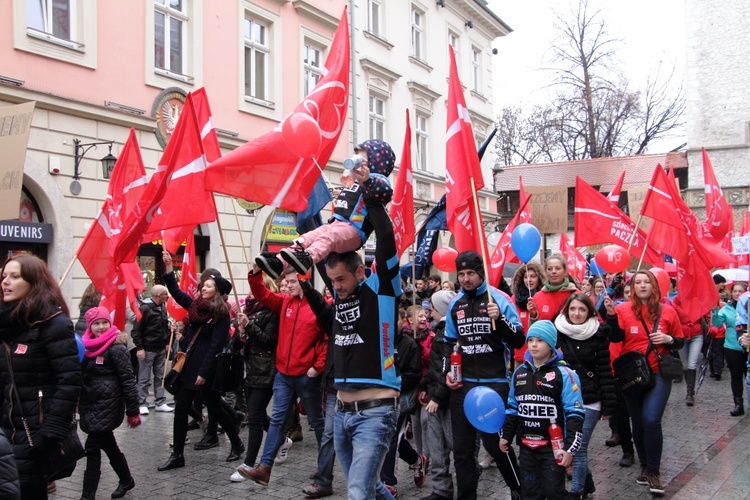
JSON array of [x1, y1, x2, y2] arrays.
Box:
[[155, 403, 174, 412], [230, 470, 246, 482], [242, 464, 271, 487], [478, 455, 494, 470], [647, 471, 665, 496], [619, 452, 635, 467], [275, 437, 293, 464], [636, 467, 649, 485], [139, 406, 149, 415], [255, 253, 284, 280], [286, 425, 304, 442], [384, 484, 398, 499], [280, 248, 313, 275], [410, 454, 427, 487], [302, 483, 334, 498]]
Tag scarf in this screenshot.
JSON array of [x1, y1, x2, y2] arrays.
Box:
[[515, 285, 533, 310], [82, 325, 120, 358], [188, 297, 213, 324], [554, 314, 600, 341], [543, 278, 571, 293]]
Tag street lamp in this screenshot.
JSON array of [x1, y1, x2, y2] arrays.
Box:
[[73, 139, 117, 180]]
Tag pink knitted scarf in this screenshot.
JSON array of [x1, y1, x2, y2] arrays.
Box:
[[82, 325, 120, 358]]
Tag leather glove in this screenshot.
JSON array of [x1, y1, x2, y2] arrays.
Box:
[[612, 273, 623, 287], [127, 415, 142, 429]]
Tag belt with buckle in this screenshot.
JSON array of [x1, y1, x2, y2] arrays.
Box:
[[336, 397, 398, 412]]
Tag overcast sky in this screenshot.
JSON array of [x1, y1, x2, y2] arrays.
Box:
[[485, 0, 686, 153]]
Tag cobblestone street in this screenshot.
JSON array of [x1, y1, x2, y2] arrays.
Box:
[[48, 371, 750, 499]]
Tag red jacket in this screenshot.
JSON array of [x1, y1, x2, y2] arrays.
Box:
[[511, 294, 530, 363], [612, 302, 684, 373], [249, 272, 327, 376], [532, 287, 576, 321], [672, 296, 705, 340]]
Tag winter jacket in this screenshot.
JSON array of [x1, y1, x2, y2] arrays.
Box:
[[242, 307, 279, 388], [713, 301, 741, 352], [0, 310, 82, 482], [606, 302, 685, 373], [300, 282, 337, 394], [556, 323, 616, 417], [164, 271, 231, 391], [248, 272, 327, 377], [131, 298, 169, 352], [503, 350, 585, 455], [530, 284, 577, 322], [444, 280, 525, 383], [421, 319, 452, 409], [0, 427, 19, 499], [79, 333, 139, 433]]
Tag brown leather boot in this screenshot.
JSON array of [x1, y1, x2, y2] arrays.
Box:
[[245, 464, 271, 486]]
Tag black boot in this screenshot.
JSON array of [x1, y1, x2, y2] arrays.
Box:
[[81, 470, 100, 500], [685, 370, 696, 406], [583, 471, 596, 498], [157, 453, 185, 471], [110, 451, 135, 498], [731, 397, 745, 417]]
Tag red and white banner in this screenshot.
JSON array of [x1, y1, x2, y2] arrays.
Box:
[[560, 233, 587, 284], [390, 109, 415, 257]]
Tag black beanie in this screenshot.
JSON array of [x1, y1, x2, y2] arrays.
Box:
[[713, 274, 726, 285], [455, 251, 484, 277], [210, 275, 232, 296]]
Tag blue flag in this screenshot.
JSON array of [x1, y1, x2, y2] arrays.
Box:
[[296, 176, 333, 234], [405, 195, 446, 278]]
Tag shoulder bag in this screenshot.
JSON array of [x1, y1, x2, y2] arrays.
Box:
[[212, 331, 244, 393], [612, 307, 663, 395], [641, 314, 682, 382], [164, 325, 202, 395], [2, 341, 85, 482]]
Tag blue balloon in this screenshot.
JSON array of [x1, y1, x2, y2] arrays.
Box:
[[75, 333, 84, 362], [463, 386, 506, 433], [589, 258, 605, 276], [510, 223, 541, 263]]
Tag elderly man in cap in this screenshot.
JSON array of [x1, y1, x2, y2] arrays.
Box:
[[444, 250, 525, 500], [132, 284, 173, 415]]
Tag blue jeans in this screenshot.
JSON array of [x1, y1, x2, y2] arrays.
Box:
[[312, 392, 337, 488], [571, 408, 600, 493], [679, 335, 703, 370], [334, 403, 399, 500], [260, 373, 325, 468], [623, 373, 672, 472]]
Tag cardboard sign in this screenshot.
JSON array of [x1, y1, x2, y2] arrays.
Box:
[[732, 235, 750, 255], [526, 185, 568, 234], [626, 185, 652, 231], [0, 102, 35, 220]]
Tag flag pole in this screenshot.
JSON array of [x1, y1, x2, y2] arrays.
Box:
[[411, 239, 417, 318], [636, 230, 654, 271], [231, 198, 251, 272], [58, 254, 78, 286], [470, 181, 496, 328], [260, 208, 276, 255], [212, 196, 242, 307], [162, 324, 176, 388], [627, 215, 643, 253]]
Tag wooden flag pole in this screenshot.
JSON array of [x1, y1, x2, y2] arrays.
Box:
[[162, 324, 176, 388], [470, 181, 496, 329], [259, 208, 277, 257], [627, 215, 643, 253], [212, 196, 241, 307], [58, 254, 78, 286], [230, 198, 251, 272], [636, 229, 654, 271]]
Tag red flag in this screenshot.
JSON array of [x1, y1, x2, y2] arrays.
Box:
[[77, 128, 147, 329], [560, 233, 586, 284], [204, 10, 350, 212], [445, 45, 487, 255], [573, 177, 663, 264], [180, 231, 199, 298], [702, 148, 733, 241], [675, 256, 719, 323], [390, 109, 415, 257], [192, 87, 222, 163], [719, 230, 738, 268], [607, 171, 625, 204], [489, 194, 531, 287], [115, 94, 214, 265], [518, 177, 532, 224]]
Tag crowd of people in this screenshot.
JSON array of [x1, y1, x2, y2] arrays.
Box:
[[0, 140, 748, 500]]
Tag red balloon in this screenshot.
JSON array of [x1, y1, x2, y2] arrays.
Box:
[[282, 112, 321, 158], [649, 267, 671, 298], [595, 245, 631, 274], [432, 247, 458, 272], [167, 297, 187, 322]]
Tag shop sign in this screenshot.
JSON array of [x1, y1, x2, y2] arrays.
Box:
[[0, 220, 53, 243]]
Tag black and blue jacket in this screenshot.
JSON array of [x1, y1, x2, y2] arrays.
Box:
[[308, 203, 402, 392], [503, 350, 585, 455], [444, 281, 525, 383]]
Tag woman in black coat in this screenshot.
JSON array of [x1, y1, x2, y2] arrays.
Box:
[[230, 277, 280, 481], [0, 254, 82, 500], [554, 292, 615, 500], [159, 251, 244, 471], [79, 306, 141, 499]]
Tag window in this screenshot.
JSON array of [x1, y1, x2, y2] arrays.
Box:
[[471, 46, 481, 92], [244, 16, 270, 102], [367, 0, 382, 37], [369, 95, 386, 140], [27, 0, 73, 40], [303, 42, 323, 97], [154, 0, 188, 75], [415, 113, 428, 171], [448, 30, 459, 54], [411, 7, 423, 60]]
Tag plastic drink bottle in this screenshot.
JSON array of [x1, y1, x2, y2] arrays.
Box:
[[450, 344, 463, 387], [549, 419, 565, 464]]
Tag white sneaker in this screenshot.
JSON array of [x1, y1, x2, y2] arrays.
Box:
[[139, 406, 149, 415], [230, 471, 247, 482], [274, 437, 293, 464], [155, 403, 174, 412]]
